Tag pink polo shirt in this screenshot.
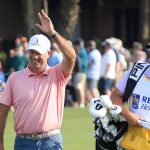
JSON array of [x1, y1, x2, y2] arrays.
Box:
[[0, 64, 70, 134]]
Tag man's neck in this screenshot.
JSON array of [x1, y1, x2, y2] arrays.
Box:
[[28, 65, 46, 75]]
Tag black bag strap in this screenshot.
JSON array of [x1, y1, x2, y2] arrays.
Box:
[[122, 61, 150, 102]]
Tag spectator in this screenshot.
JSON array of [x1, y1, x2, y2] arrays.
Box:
[[4, 49, 16, 78], [71, 45, 82, 107], [48, 42, 63, 67], [128, 41, 147, 66], [113, 38, 127, 83], [98, 39, 116, 96], [20, 36, 29, 52], [0, 60, 6, 97], [73, 39, 88, 108], [86, 40, 101, 99], [5, 45, 28, 73], [145, 43, 150, 63], [65, 77, 78, 107]]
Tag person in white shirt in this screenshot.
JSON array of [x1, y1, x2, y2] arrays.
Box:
[[87, 40, 101, 98], [98, 39, 116, 96], [110, 62, 150, 150]]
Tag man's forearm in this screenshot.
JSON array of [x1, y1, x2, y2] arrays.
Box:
[[50, 32, 76, 61], [110, 89, 130, 118], [50, 32, 76, 73], [35, 10, 76, 73], [0, 104, 10, 145], [110, 89, 142, 126]]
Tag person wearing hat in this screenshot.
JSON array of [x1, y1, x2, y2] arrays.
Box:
[[0, 9, 76, 150]]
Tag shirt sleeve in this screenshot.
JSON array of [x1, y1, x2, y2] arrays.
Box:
[[55, 64, 71, 85], [116, 68, 131, 94]]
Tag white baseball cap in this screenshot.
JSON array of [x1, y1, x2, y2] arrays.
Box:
[[27, 34, 51, 54]]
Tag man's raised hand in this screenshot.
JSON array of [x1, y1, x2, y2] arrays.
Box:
[[35, 9, 55, 36]]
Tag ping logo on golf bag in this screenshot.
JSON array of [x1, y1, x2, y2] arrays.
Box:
[[132, 94, 140, 109]]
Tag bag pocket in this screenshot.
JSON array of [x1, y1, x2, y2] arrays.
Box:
[[121, 125, 150, 150]]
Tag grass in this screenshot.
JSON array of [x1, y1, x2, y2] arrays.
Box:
[[4, 108, 95, 150], [62, 108, 95, 150], [5, 112, 15, 150]]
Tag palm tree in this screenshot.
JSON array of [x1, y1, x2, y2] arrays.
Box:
[[57, 0, 80, 39], [21, 0, 80, 39], [139, 0, 150, 44], [20, 0, 42, 37]]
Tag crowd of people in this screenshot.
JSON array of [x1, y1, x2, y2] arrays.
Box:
[[1, 36, 150, 108], [0, 26, 150, 109]]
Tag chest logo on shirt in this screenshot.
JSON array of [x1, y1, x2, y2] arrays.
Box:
[[132, 94, 140, 109], [132, 94, 150, 110], [141, 96, 150, 110]]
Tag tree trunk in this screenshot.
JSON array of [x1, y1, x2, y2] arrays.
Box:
[[139, 0, 150, 45], [21, 0, 42, 37], [57, 0, 80, 39], [21, 0, 80, 39]]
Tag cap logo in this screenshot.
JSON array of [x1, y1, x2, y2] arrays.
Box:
[[36, 38, 39, 44]]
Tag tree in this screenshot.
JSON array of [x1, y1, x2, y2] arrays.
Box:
[[21, 0, 80, 39], [20, 0, 42, 37], [139, 0, 150, 44], [56, 0, 80, 39]]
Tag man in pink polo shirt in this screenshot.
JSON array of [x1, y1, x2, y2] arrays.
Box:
[[0, 10, 76, 150]]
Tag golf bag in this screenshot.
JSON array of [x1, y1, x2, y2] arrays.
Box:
[[95, 120, 128, 150], [89, 96, 128, 150]]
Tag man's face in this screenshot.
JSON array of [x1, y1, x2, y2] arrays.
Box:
[[28, 49, 51, 70]]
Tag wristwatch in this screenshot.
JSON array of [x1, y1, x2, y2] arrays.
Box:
[[50, 32, 58, 39]]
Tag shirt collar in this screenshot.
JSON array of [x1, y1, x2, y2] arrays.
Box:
[[25, 65, 50, 77]]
